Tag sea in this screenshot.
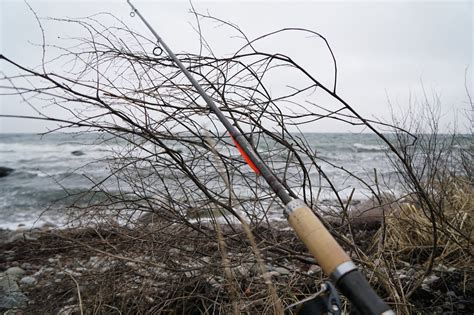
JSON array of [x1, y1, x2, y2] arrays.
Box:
[[0, 132, 446, 229]]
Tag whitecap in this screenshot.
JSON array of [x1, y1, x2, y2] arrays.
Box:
[[352, 143, 386, 152]]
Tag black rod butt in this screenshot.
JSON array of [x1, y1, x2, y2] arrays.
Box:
[[336, 269, 394, 315]]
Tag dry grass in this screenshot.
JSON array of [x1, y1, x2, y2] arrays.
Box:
[[378, 178, 472, 267], [363, 177, 474, 314]]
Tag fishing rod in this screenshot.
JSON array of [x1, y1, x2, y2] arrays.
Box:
[[126, 1, 394, 314]]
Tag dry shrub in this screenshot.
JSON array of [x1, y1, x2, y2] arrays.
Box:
[[1, 6, 472, 314]]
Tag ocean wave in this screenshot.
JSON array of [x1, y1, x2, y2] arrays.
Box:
[[0, 170, 37, 180], [0, 188, 117, 210], [352, 143, 386, 152], [1, 169, 86, 180]]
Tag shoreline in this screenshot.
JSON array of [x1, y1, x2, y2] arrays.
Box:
[[1, 207, 472, 314], [0, 192, 400, 231]]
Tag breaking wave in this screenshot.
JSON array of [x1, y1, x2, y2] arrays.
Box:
[[352, 143, 386, 152]]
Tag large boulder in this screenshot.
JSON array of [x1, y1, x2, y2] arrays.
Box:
[[348, 194, 399, 226], [0, 167, 14, 178]]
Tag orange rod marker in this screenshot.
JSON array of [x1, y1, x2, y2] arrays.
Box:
[[230, 134, 260, 176]]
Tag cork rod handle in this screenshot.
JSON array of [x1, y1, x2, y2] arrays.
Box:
[[286, 202, 350, 275], [286, 200, 395, 315]]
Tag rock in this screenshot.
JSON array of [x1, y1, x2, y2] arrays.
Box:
[[422, 274, 440, 290], [307, 265, 322, 275], [40, 222, 57, 231], [262, 271, 280, 278], [273, 267, 290, 275], [423, 274, 439, 286], [168, 248, 180, 255], [144, 296, 155, 303], [6, 231, 38, 243], [0, 167, 14, 178], [32, 270, 42, 277], [184, 270, 196, 278], [20, 263, 33, 271], [457, 303, 466, 310], [63, 268, 81, 277], [0, 273, 28, 310], [4, 310, 26, 315], [56, 271, 65, 277], [434, 264, 456, 273], [20, 276, 36, 285], [234, 265, 251, 277], [58, 304, 80, 315], [348, 194, 398, 225], [71, 150, 85, 156], [206, 276, 221, 288], [87, 256, 101, 266], [5, 267, 25, 279], [406, 268, 416, 277], [125, 262, 137, 269]]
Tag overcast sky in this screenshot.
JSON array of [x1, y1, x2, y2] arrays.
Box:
[[0, 0, 472, 133]]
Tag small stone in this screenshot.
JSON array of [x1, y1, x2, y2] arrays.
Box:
[[20, 263, 32, 270], [58, 304, 80, 315], [125, 262, 137, 269], [273, 267, 290, 275], [262, 271, 280, 278], [206, 276, 220, 288], [20, 276, 37, 285], [63, 269, 80, 277], [87, 256, 101, 266], [307, 265, 322, 275], [422, 274, 439, 286], [168, 248, 180, 255], [6, 233, 25, 243], [184, 271, 196, 278], [5, 267, 25, 279], [398, 272, 408, 280], [32, 270, 42, 277], [234, 265, 251, 277], [144, 296, 154, 303]]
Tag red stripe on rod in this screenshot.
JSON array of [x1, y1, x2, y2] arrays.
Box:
[[229, 133, 261, 176]]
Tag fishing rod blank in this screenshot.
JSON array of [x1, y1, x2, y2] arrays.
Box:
[[126, 1, 394, 314]]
